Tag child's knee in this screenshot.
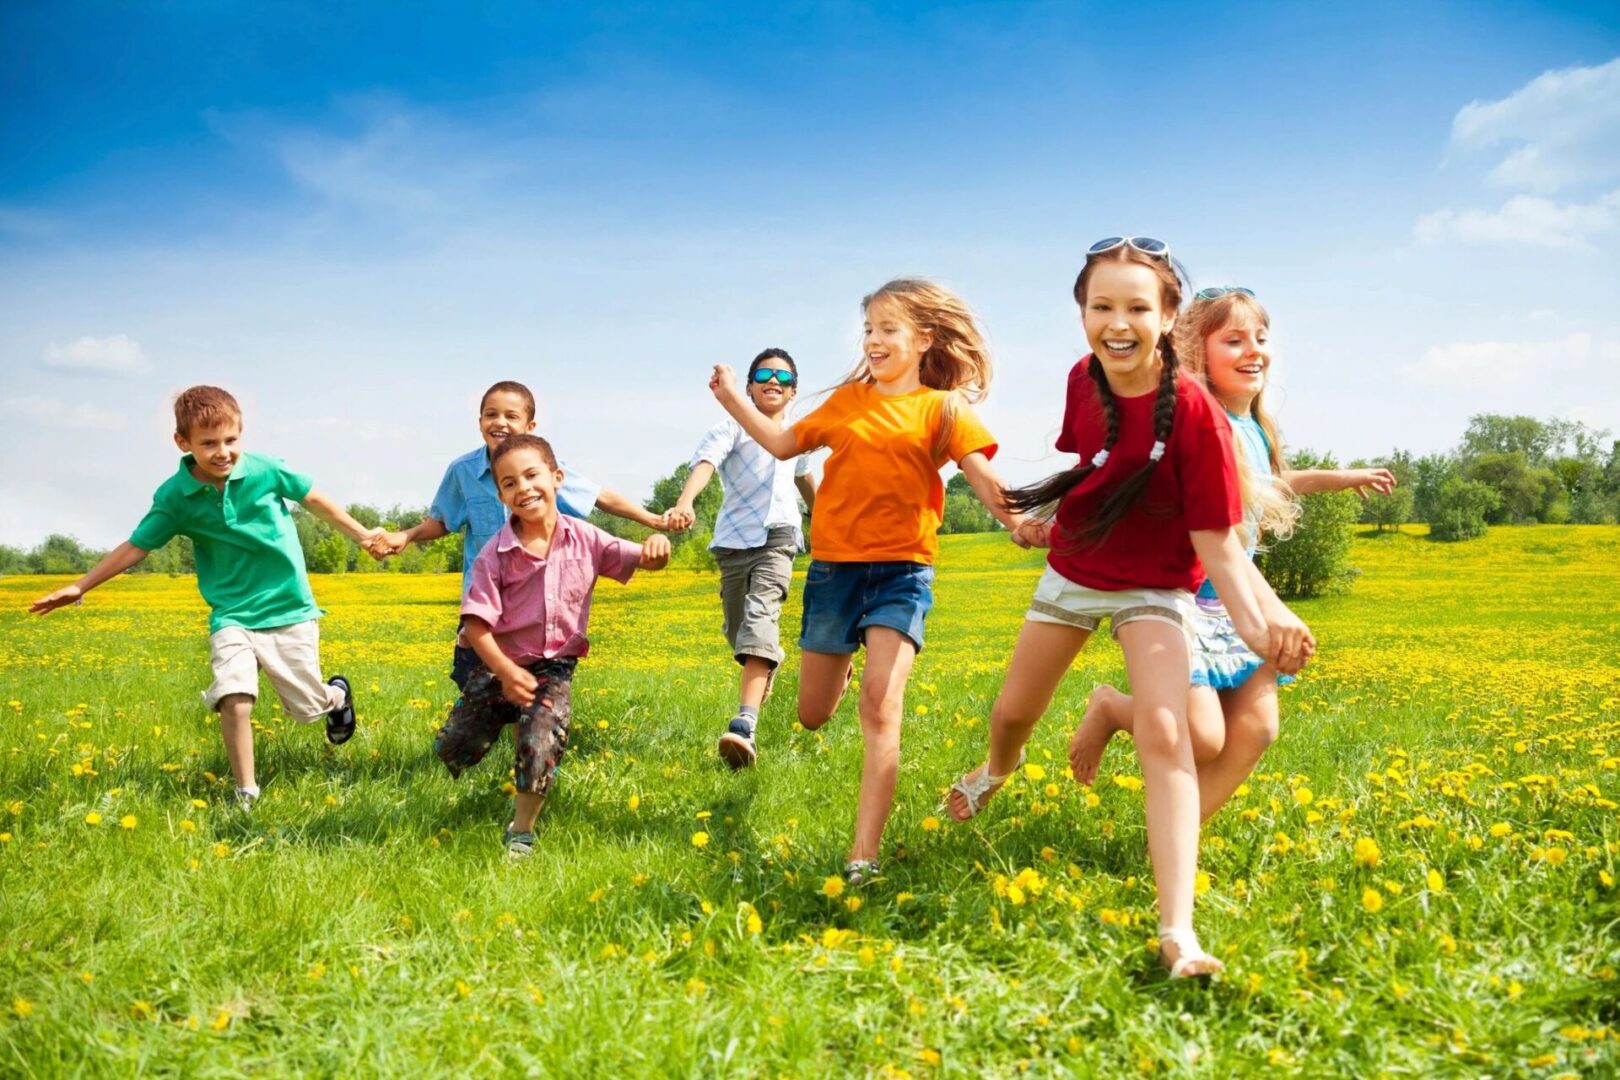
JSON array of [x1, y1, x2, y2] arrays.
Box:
[[1131, 706, 1183, 759], [1229, 709, 1279, 752], [1189, 718, 1226, 764]]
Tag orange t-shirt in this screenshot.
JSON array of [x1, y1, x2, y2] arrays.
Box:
[[792, 382, 997, 564]]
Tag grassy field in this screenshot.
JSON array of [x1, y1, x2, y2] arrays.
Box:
[[2, 526, 1618, 1077]]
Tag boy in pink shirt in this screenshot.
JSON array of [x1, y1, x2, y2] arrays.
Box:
[[434, 434, 671, 858]]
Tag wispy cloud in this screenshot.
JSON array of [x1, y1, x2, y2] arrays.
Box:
[[40, 334, 151, 376], [1, 394, 127, 430], [1418, 55, 1620, 248], [1402, 332, 1592, 386]]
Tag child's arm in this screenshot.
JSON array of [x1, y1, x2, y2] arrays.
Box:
[[371, 516, 449, 559], [595, 487, 670, 531], [1191, 528, 1314, 676], [639, 534, 671, 570], [665, 461, 716, 533], [1282, 467, 1396, 499], [300, 489, 384, 547], [795, 470, 817, 514], [957, 451, 1042, 546], [709, 365, 800, 460], [462, 617, 539, 707], [29, 541, 151, 614]]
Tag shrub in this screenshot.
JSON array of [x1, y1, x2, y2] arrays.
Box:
[[1428, 477, 1500, 542], [1258, 487, 1360, 598]]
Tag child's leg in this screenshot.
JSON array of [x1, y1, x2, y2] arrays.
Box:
[[849, 627, 916, 863], [434, 666, 513, 779], [1071, 684, 1226, 785], [256, 621, 345, 721], [1114, 618, 1218, 974], [798, 650, 855, 730], [947, 620, 1088, 820], [511, 661, 576, 833], [218, 694, 256, 790], [739, 657, 773, 708], [1194, 671, 1280, 822]]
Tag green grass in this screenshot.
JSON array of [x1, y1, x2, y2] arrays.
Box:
[[2, 527, 1618, 1076]]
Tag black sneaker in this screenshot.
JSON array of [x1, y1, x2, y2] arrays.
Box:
[[325, 675, 355, 745], [716, 714, 757, 770]]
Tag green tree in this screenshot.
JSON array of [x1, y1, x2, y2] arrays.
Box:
[[644, 462, 726, 551], [1355, 454, 1415, 531], [1428, 477, 1499, 542], [1256, 450, 1359, 598], [1463, 452, 1560, 523], [939, 472, 999, 534]]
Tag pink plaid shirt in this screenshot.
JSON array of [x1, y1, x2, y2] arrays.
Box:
[[459, 515, 641, 662]]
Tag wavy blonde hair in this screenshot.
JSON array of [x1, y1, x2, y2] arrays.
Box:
[[838, 278, 993, 462], [1175, 291, 1299, 544]]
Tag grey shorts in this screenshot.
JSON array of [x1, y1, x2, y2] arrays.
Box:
[[713, 525, 798, 666], [203, 619, 344, 720]]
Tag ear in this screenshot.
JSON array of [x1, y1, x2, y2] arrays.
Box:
[[916, 328, 935, 354], [1161, 310, 1177, 337], [523, 417, 537, 434], [552, 467, 565, 486], [173, 432, 190, 453]]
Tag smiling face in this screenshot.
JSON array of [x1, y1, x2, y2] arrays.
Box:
[[175, 419, 243, 484], [746, 357, 797, 418], [1202, 316, 1271, 414], [862, 296, 931, 392], [493, 446, 563, 529], [479, 389, 537, 455], [1081, 260, 1176, 394]]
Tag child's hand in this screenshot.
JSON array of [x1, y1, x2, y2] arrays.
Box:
[[1346, 468, 1397, 499], [1011, 518, 1051, 549], [29, 585, 83, 616], [498, 664, 539, 708], [640, 534, 671, 570], [663, 504, 696, 532], [369, 530, 408, 559], [709, 364, 742, 405], [1264, 610, 1315, 676]]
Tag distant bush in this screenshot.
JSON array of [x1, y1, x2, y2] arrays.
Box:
[[1428, 477, 1500, 542], [1258, 450, 1359, 598]]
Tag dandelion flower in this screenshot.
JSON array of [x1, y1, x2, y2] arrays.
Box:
[[1362, 888, 1384, 913], [84, 812, 102, 826], [921, 816, 941, 832], [690, 831, 709, 849], [1024, 762, 1046, 782], [1426, 868, 1445, 893], [1111, 775, 1143, 792], [821, 876, 845, 899], [1353, 837, 1382, 868], [119, 815, 138, 830]]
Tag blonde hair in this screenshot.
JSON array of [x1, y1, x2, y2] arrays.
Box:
[[1175, 291, 1299, 544], [838, 279, 993, 462]]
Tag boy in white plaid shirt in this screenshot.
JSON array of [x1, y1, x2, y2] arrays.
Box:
[[667, 348, 817, 767]]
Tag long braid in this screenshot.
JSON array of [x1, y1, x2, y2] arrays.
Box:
[[1075, 336, 1179, 542], [1003, 356, 1118, 516]]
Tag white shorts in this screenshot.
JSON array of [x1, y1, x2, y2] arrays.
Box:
[[204, 620, 343, 721], [1024, 566, 1196, 639]]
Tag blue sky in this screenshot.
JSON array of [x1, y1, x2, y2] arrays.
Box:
[[3, 1, 1618, 546]]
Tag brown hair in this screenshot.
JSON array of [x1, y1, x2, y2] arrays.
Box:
[[490, 433, 558, 473], [1003, 247, 1187, 543], [481, 380, 536, 422], [839, 279, 993, 462], [173, 386, 242, 438], [1175, 292, 1298, 543]]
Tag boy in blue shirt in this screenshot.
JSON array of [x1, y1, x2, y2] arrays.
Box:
[[371, 380, 673, 688]]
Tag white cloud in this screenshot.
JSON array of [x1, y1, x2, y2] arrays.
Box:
[[40, 333, 150, 376], [1414, 189, 1620, 249], [1403, 333, 1592, 386], [1451, 56, 1620, 193], [1, 394, 127, 430]]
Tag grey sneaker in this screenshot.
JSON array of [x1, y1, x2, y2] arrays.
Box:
[[503, 828, 535, 860], [717, 714, 757, 770], [844, 859, 880, 887], [234, 786, 260, 811]]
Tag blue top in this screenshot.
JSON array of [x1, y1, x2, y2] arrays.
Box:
[[1197, 411, 1273, 600], [429, 445, 602, 594]]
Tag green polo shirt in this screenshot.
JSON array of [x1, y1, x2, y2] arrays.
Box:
[[130, 452, 323, 634]]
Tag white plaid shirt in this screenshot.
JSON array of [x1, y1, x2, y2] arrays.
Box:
[[691, 418, 810, 551]]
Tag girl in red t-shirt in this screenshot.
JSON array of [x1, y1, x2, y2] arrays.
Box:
[[943, 238, 1315, 978]]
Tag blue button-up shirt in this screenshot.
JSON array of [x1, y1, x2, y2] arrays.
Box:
[[429, 446, 602, 594]]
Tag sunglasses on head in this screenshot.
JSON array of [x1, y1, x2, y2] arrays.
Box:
[[1195, 285, 1256, 301], [1087, 236, 1170, 259], [750, 368, 797, 387]]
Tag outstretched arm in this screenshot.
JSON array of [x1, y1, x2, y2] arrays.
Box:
[[1190, 527, 1314, 675], [709, 366, 800, 460], [30, 541, 150, 614], [370, 516, 449, 560], [957, 451, 1041, 546], [596, 487, 669, 530], [301, 489, 383, 547], [665, 461, 715, 532], [1283, 467, 1396, 499]]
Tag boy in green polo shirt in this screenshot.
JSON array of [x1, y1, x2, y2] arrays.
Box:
[[30, 386, 379, 809]]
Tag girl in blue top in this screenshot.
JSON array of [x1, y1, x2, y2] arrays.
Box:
[[1069, 287, 1395, 823]]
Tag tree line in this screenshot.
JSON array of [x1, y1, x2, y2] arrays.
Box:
[[6, 412, 1612, 580]]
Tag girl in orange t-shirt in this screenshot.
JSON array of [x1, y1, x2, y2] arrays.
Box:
[[710, 278, 1032, 886]]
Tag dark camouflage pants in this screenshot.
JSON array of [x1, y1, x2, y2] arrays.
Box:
[[434, 657, 578, 797]]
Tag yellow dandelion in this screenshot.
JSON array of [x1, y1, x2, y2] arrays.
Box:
[[1362, 888, 1384, 913], [84, 812, 102, 826], [1194, 871, 1211, 896], [1489, 822, 1512, 838], [11, 998, 33, 1019], [1111, 774, 1143, 792], [1426, 868, 1445, 893], [846, 896, 862, 913], [212, 842, 230, 859], [690, 831, 709, 848], [627, 794, 640, 812], [1024, 762, 1046, 782], [119, 815, 138, 830], [746, 910, 763, 935], [180, 820, 196, 832], [1294, 787, 1314, 806], [1353, 837, 1381, 868], [921, 816, 941, 832], [821, 875, 846, 899]]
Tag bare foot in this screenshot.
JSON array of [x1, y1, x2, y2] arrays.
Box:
[[945, 762, 1011, 822], [1069, 684, 1124, 786]]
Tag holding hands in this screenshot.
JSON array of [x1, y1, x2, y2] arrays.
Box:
[[662, 504, 696, 532], [1010, 517, 1051, 549], [367, 530, 410, 561]]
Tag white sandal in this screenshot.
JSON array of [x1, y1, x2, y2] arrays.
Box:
[[1159, 926, 1221, 979], [946, 748, 1026, 820]]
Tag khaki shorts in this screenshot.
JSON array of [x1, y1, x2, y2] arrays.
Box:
[[204, 620, 343, 721], [1024, 566, 1196, 639]]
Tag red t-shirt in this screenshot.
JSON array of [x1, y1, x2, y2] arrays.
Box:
[[1046, 357, 1242, 592]]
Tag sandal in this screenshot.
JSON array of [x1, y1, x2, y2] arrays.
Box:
[[1159, 926, 1221, 979], [843, 859, 880, 887], [946, 748, 1026, 821]]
